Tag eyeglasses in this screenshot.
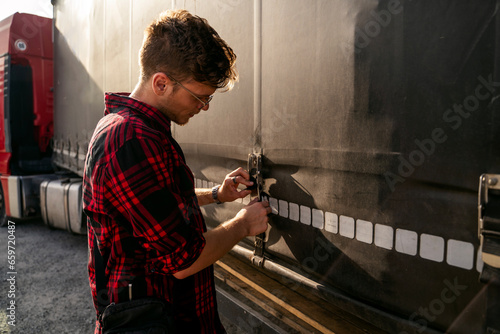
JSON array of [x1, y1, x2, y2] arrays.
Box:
[[165, 74, 213, 108]]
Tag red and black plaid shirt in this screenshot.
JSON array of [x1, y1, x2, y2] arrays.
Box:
[[83, 93, 224, 333]]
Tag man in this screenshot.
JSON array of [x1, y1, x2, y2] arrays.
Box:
[[83, 9, 271, 333]]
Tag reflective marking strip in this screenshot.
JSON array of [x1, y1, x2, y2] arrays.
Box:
[[356, 219, 373, 244], [477, 248, 484, 272], [312, 209, 324, 229], [278, 200, 288, 218], [195, 178, 478, 271], [339, 215, 355, 239], [374, 224, 394, 250], [395, 229, 418, 256], [420, 234, 445, 262], [447, 239, 474, 270], [289, 203, 300, 221], [300, 205, 311, 225], [325, 212, 338, 234], [269, 197, 279, 215]]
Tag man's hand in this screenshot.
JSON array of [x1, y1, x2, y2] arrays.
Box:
[[234, 198, 271, 236], [217, 167, 254, 203], [174, 198, 271, 280]]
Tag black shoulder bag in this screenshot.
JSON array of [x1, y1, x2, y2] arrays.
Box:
[[92, 230, 175, 334]]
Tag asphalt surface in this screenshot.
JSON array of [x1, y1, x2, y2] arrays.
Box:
[[0, 218, 95, 333]]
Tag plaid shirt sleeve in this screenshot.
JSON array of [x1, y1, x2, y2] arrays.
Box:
[[104, 121, 206, 275]]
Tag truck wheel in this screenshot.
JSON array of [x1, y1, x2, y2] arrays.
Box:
[[0, 184, 7, 227]]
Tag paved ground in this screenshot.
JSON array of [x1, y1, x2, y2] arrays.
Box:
[[0, 218, 95, 333]]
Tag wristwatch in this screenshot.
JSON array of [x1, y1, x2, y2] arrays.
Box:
[[212, 185, 222, 204]]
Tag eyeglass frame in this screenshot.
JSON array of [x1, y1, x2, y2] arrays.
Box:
[[164, 73, 213, 108]]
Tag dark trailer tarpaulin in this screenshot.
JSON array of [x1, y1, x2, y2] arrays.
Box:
[[52, 1, 500, 333]]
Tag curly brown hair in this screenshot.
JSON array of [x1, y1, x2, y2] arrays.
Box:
[[139, 9, 238, 91]]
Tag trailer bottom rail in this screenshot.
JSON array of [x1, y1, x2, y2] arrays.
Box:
[[214, 253, 384, 334]]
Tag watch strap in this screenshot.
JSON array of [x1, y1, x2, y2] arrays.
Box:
[[211, 185, 222, 204]]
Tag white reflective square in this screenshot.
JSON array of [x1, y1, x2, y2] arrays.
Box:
[[476, 247, 484, 273], [289, 203, 299, 221], [278, 200, 288, 218], [356, 219, 373, 244], [300, 205, 311, 225], [395, 229, 418, 256], [269, 197, 279, 215], [325, 212, 338, 233], [339, 215, 355, 239], [375, 224, 394, 249], [374, 224, 393, 250], [419, 234, 444, 262], [447, 239, 474, 270], [312, 209, 324, 229]]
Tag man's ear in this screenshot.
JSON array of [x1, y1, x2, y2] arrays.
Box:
[[151, 72, 170, 96]]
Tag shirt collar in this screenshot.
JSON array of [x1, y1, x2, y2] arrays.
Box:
[[104, 92, 172, 133]]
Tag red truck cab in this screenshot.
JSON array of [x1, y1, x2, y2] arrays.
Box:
[[0, 13, 54, 224]]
